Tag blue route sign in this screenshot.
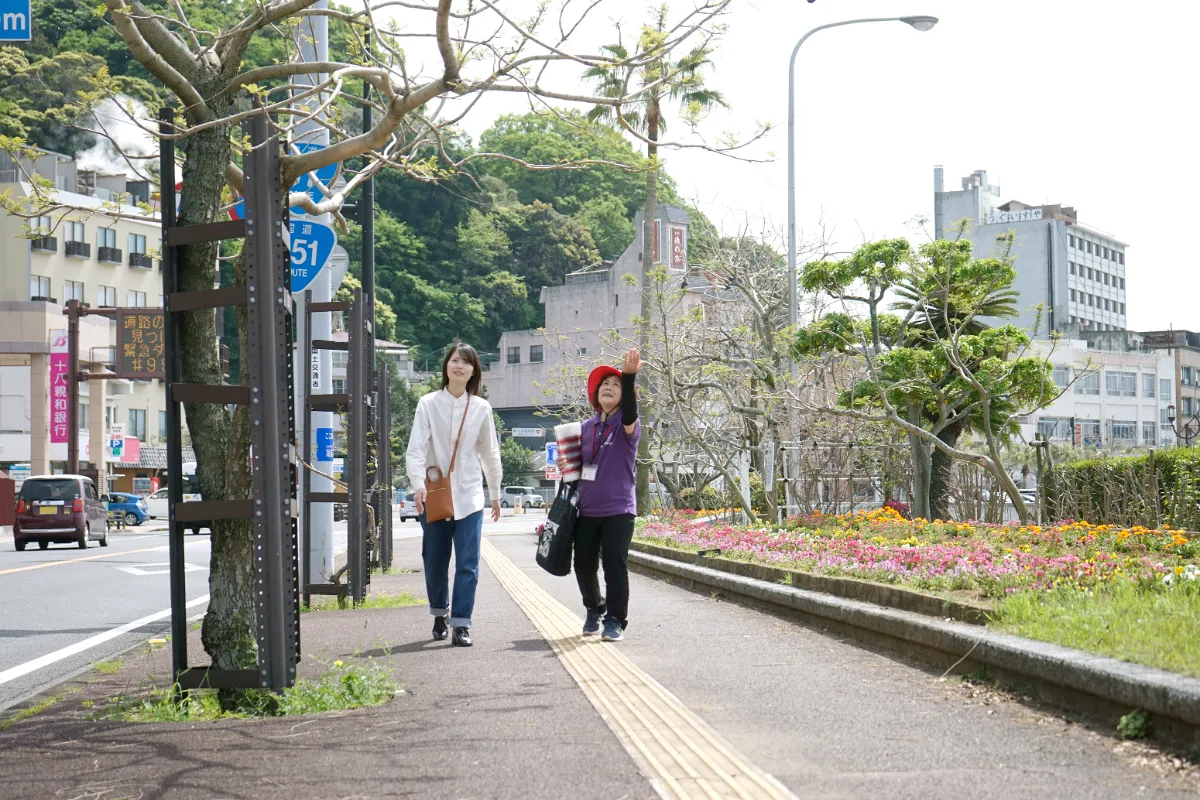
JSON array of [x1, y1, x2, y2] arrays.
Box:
[[289, 220, 337, 293], [1, 0, 32, 41]]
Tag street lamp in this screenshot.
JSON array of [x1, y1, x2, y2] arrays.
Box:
[[787, 15, 939, 328], [1166, 403, 1200, 447]]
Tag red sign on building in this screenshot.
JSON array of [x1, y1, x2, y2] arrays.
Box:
[[671, 227, 685, 269]]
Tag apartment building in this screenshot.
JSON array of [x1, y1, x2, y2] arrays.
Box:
[[1086, 329, 1200, 445], [0, 148, 166, 489], [1022, 338, 1174, 450], [934, 167, 1128, 337]]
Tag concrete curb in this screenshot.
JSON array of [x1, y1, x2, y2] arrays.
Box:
[[630, 549, 1200, 746]]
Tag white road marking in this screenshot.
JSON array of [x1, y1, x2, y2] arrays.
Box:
[[115, 561, 207, 576], [0, 595, 210, 687]]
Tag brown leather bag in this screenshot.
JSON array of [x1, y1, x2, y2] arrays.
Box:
[[423, 395, 471, 522]]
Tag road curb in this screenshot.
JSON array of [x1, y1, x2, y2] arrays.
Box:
[[629, 549, 1200, 752]]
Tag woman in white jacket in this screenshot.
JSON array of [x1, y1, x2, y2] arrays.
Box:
[[405, 344, 502, 647]]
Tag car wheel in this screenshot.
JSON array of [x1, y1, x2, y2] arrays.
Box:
[[38, 541, 49, 551], [100, 526, 110, 547], [15, 540, 26, 552], [500, 500, 509, 508], [125, 512, 140, 526], [78, 526, 90, 549]]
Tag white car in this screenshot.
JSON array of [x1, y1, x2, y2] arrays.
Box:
[[145, 484, 207, 534]]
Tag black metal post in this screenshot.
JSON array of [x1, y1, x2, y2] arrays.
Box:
[[347, 288, 366, 603], [159, 109, 189, 691], [379, 359, 392, 571], [302, 290, 313, 607]]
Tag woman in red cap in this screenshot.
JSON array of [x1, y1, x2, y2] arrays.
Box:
[[559, 348, 642, 641]]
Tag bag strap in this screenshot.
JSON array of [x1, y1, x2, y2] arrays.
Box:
[[447, 394, 471, 475]]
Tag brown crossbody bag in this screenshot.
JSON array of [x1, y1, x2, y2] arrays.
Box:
[[423, 394, 471, 522]]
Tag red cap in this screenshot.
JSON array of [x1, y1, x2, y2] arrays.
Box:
[[586, 365, 622, 410]]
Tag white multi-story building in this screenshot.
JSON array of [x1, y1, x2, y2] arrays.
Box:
[[934, 168, 1128, 337], [1021, 339, 1174, 450], [0, 148, 167, 491]]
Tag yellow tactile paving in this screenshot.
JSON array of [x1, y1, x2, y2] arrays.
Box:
[[481, 538, 798, 800]]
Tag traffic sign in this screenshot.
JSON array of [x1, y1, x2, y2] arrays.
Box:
[[1, 0, 31, 42], [289, 220, 336, 292], [545, 442, 560, 480], [290, 143, 338, 214]]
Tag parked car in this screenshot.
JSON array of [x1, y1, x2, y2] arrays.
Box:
[[334, 504, 347, 522], [14, 474, 108, 550], [105, 492, 150, 526], [499, 486, 545, 509], [145, 468, 208, 534], [398, 491, 417, 522]]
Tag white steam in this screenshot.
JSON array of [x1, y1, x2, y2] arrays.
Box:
[[76, 96, 157, 178]]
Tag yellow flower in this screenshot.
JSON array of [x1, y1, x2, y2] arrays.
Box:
[[334, 659, 344, 668]]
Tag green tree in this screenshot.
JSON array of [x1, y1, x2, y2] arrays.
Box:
[[575, 194, 635, 260], [587, 12, 728, 515], [499, 437, 538, 482], [334, 274, 398, 343]]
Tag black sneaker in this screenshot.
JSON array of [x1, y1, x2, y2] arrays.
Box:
[[582, 609, 603, 637], [452, 627, 473, 647], [432, 616, 448, 641]]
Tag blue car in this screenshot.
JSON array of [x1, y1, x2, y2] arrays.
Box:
[[104, 492, 149, 526]]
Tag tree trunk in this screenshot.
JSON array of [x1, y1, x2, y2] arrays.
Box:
[[929, 418, 964, 521], [176, 123, 260, 708], [906, 404, 931, 520], [634, 97, 660, 516]]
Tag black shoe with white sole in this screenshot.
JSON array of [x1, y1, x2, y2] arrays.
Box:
[[452, 627, 473, 647]]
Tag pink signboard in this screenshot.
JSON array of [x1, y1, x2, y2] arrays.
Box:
[[49, 330, 69, 444]]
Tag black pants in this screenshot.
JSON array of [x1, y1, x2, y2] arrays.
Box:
[[573, 513, 635, 626]]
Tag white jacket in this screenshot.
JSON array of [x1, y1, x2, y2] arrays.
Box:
[[406, 389, 502, 520]]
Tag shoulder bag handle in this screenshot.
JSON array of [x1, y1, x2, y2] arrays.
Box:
[[446, 394, 471, 475]]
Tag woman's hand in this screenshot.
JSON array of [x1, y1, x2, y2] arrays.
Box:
[[556, 453, 567, 472], [622, 348, 642, 375], [414, 487, 427, 515], [491, 499, 502, 522]]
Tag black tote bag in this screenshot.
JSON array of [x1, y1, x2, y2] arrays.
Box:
[[536, 481, 579, 576]]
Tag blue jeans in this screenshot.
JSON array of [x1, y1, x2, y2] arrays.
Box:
[[421, 509, 483, 629]]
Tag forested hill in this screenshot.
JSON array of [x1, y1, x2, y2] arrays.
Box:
[[3, 1, 712, 360]]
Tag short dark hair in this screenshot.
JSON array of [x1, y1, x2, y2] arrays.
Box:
[[441, 343, 483, 396]]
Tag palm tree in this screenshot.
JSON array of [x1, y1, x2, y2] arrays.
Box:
[[585, 13, 727, 513]]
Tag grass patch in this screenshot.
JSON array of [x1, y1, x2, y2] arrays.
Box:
[[94, 658, 123, 675], [0, 690, 73, 731], [990, 582, 1200, 678], [95, 657, 397, 722], [303, 590, 424, 612]]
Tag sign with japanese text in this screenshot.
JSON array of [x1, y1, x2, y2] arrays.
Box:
[[316, 427, 334, 461], [671, 226, 685, 269], [49, 329, 69, 443], [512, 427, 544, 438], [117, 310, 165, 378], [289, 219, 336, 293], [545, 442, 560, 480]]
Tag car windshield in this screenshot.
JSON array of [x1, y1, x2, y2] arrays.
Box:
[[20, 479, 80, 502]]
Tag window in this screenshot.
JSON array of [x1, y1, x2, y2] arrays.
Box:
[[1069, 262, 1076, 275], [1069, 289, 1076, 302], [1037, 417, 1072, 440], [529, 345, 544, 363], [1119, 277, 1125, 289], [1143, 374, 1156, 398], [1184, 397, 1194, 416], [1110, 420, 1137, 444], [127, 290, 147, 307], [128, 233, 146, 254], [1074, 371, 1100, 395], [80, 402, 89, 430], [1086, 241, 1093, 254], [507, 346, 520, 365], [97, 285, 116, 307], [1144, 421, 1156, 445], [64, 221, 85, 242], [128, 408, 146, 441], [1088, 294, 1094, 307], [1103, 247, 1110, 259], [1183, 366, 1194, 386], [1079, 419, 1101, 447], [158, 410, 167, 441], [97, 227, 117, 248], [1119, 303, 1126, 315], [29, 275, 51, 300], [1068, 234, 1076, 248], [577, 347, 587, 356], [1106, 371, 1137, 397], [332, 378, 346, 393], [64, 280, 84, 303], [29, 215, 52, 235], [1119, 252, 1125, 265], [1103, 273, 1110, 286], [1161, 378, 1172, 398], [1104, 299, 1110, 311], [1052, 366, 1070, 388]]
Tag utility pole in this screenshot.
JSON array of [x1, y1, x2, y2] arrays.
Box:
[[295, 0, 336, 583]]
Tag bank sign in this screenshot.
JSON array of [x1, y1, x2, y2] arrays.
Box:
[[1, 0, 31, 41]]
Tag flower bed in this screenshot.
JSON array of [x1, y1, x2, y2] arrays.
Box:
[[639, 507, 1198, 598], [636, 507, 1200, 676]]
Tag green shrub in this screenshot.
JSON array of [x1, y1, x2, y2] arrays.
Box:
[[1046, 448, 1200, 529], [678, 485, 721, 510]]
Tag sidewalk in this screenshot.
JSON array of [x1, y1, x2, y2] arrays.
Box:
[[0, 525, 1196, 799]]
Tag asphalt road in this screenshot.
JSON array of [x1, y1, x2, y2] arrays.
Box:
[[0, 508, 542, 713]]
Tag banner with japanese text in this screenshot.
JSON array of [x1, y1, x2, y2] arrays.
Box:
[[49, 329, 69, 444]]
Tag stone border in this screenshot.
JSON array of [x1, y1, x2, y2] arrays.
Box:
[[632, 540, 991, 624], [630, 548, 1200, 752]]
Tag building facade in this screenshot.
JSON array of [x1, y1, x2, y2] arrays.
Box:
[[1021, 338, 1173, 451], [0, 148, 166, 489], [933, 168, 1128, 337]]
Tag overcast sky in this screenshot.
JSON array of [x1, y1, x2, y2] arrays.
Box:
[[445, 0, 1198, 332]]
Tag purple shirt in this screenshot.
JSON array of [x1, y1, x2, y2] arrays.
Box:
[[576, 414, 640, 517]]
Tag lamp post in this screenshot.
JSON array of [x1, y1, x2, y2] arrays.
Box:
[[787, 15, 939, 328], [1166, 403, 1200, 447]]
